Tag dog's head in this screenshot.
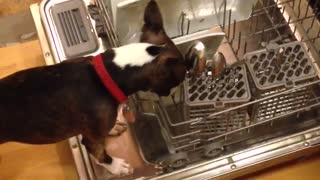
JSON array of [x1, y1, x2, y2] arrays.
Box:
[[137, 0, 187, 96]]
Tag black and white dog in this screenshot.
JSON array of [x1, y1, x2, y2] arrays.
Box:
[[0, 0, 188, 176]]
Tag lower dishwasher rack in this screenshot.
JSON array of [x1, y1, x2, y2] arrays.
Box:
[[31, 0, 320, 179]]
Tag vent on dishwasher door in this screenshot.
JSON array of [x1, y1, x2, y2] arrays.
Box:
[[50, 0, 98, 58], [55, 9, 89, 47]]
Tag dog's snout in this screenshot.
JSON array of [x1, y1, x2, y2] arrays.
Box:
[[169, 86, 179, 96]]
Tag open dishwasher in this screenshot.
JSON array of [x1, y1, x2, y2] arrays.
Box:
[[29, 0, 320, 179]]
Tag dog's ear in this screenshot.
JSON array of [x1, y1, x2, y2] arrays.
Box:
[[143, 0, 163, 33]]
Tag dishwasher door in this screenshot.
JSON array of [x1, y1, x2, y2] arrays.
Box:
[[30, 0, 320, 179]]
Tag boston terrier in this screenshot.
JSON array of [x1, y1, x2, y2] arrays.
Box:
[[0, 0, 188, 176]]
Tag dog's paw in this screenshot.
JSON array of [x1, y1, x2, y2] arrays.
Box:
[[108, 121, 128, 136], [100, 157, 133, 176]]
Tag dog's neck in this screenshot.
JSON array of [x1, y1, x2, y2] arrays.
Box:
[[99, 50, 151, 96]]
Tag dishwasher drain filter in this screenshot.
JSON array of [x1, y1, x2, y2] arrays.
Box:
[[245, 42, 317, 90], [184, 64, 251, 107]]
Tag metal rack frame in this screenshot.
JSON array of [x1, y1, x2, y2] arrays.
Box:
[[91, 0, 320, 174]]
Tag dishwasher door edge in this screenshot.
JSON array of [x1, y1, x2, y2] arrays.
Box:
[[149, 126, 320, 180], [30, 4, 92, 180], [68, 125, 320, 180]]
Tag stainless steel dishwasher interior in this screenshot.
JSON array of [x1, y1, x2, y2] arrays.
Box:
[[75, 0, 320, 179], [34, 0, 320, 179]]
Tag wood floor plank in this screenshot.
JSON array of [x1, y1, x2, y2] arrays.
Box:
[[0, 40, 78, 180]]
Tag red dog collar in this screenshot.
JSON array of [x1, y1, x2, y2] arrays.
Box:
[[93, 54, 128, 103]]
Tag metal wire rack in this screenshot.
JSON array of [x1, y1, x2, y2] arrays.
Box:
[[219, 0, 320, 61], [92, 0, 320, 171]]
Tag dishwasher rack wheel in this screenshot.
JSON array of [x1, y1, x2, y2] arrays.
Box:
[[164, 152, 190, 170], [203, 141, 224, 158]]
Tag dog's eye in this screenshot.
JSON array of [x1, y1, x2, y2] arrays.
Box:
[[146, 45, 163, 56]]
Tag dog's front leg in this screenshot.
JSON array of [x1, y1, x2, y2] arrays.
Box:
[[108, 121, 128, 136], [108, 104, 129, 136], [81, 137, 133, 176]]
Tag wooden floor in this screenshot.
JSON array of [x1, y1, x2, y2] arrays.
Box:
[[0, 141, 78, 180], [0, 0, 319, 178], [0, 0, 40, 16], [0, 40, 78, 180], [0, 39, 320, 180], [242, 153, 320, 180], [0, 3, 320, 177]]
